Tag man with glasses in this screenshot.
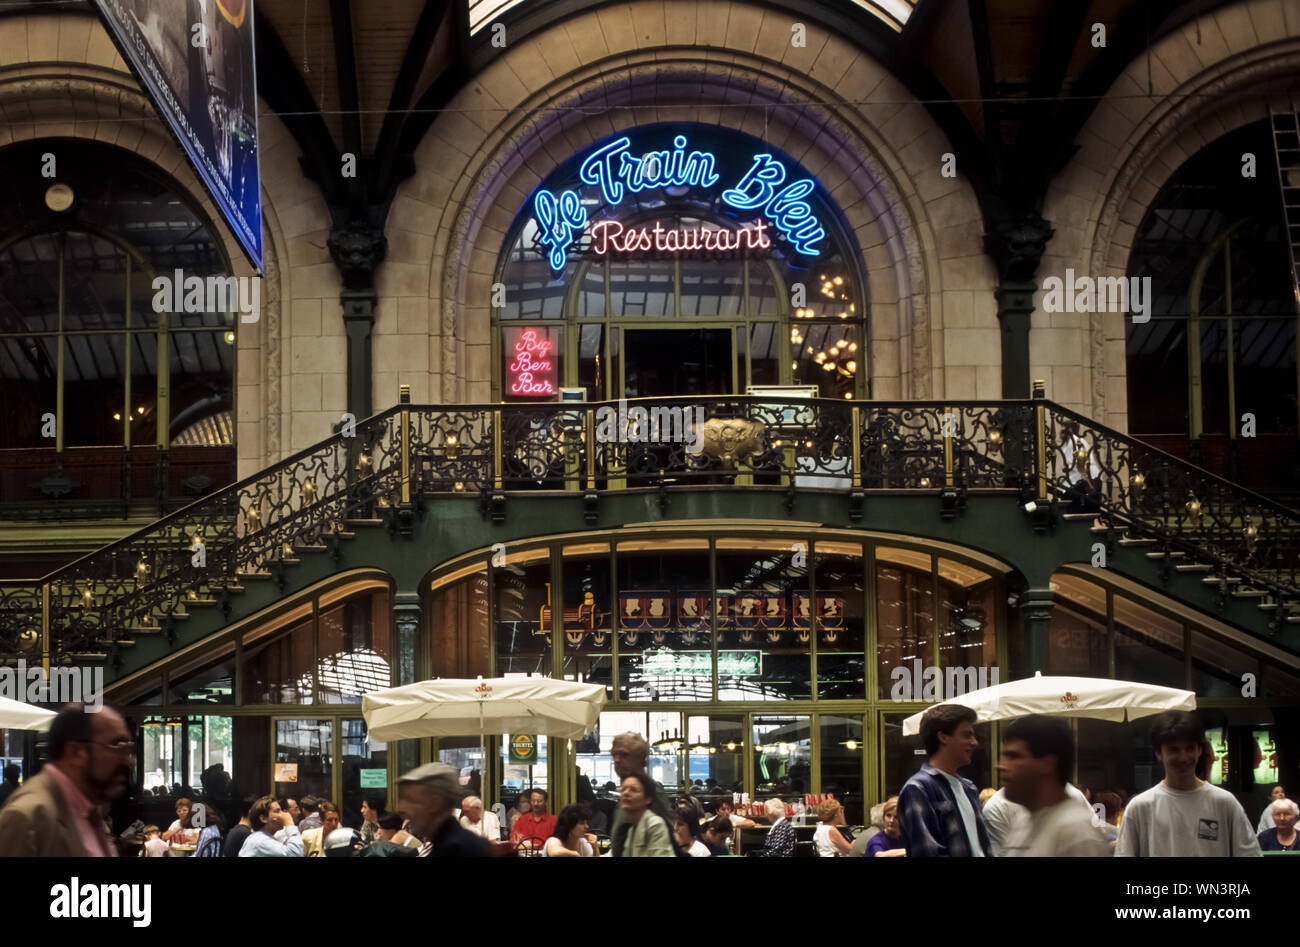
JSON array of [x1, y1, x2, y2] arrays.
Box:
[[0, 703, 134, 857]]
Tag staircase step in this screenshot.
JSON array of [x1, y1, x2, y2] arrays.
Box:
[[127, 625, 162, 635], [292, 544, 328, 553], [344, 518, 384, 527], [1232, 588, 1268, 599], [1062, 513, 1096, 522], [1146, 550, 1187, 559], [1174, 564, 1213, 573], [237, 571, 273, 581], [65, 652, 107, 662], [1119, 537, 1155, 547], [1202, 575, 1243, 585], [96, 638, 133, 648]]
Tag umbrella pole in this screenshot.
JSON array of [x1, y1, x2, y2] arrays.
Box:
[[479, 699, 487, 824]]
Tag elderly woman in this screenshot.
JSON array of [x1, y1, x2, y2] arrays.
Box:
[[613, 772, 674, 857], [751, 798, 796, 857], [813, 800, 852, 856], [1257, 798, 1299, 852], [1257, 784, 1287, 834], [865, 796, 906, 857]]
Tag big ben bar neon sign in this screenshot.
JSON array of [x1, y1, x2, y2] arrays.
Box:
[[531, 133, 827, 271]]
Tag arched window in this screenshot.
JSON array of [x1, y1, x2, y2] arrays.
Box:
[[493, 124, 867, 402], [0, 137, 239, 507], [0, 139, 236, 453], [1126, 121, 1297, 489]]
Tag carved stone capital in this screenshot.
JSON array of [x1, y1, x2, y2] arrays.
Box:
[[984, 213, 1054, 283], [328, 220, 388, 291]]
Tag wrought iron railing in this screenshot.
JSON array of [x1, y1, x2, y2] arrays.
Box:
[[1, 390, 1298, 668]]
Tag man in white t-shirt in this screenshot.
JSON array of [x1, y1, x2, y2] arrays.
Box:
[[996, 715, 1109, 857], [983, 781, 1093, 856], [1116, 711, 1260, 857]]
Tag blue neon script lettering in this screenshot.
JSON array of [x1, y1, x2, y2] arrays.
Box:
[[579, 136, 719, 205], [533, 189, 587, 270], [722, 155, 825, 255]]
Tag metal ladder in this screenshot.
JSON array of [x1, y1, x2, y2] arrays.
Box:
[[1269, 105, 1300, 311]]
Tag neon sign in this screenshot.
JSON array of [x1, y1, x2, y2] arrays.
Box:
[[531, 132, 826, 271], [505, 327, 557, 396], [590, 219, 770, 255]]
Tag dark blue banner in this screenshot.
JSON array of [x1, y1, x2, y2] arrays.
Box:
[[93, 0, 262, 272]]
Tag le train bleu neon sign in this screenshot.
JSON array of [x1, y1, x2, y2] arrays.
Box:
[[531, 134, 827, 271]]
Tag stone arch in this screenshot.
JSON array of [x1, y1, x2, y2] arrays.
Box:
[[1043, 0, 1300, 429], [394, 0, 990, 405]]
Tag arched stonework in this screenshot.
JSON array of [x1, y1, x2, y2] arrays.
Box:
[[388, 0, 996, 408], [1042, 0, 1300, 429]]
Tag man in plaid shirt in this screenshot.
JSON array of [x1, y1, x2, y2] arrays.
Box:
[[899, 704, 992, 857]]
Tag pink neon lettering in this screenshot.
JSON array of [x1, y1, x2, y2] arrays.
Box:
[[587, 220, 771, 256], [507, 328, 556, 396]]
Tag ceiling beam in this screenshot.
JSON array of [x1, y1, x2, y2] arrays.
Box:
[[371, 0, 453, 206], [329, 0, 365, 215], [253, 7, 343, 208]]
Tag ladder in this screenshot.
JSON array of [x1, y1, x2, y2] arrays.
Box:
[[1269, 106, 1300, 312]]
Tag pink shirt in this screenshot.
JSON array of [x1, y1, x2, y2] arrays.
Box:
[[44, 764, 116, 857]]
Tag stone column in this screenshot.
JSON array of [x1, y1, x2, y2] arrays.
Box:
[[985, 214, 1054, 399]]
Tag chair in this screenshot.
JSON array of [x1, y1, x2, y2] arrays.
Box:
[[515, 838, 544, 857]]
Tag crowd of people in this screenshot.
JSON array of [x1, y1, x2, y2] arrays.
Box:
[[0, 702, 1291, 858]]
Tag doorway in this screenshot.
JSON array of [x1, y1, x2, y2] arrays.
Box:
[[622, 328, 734, 398]]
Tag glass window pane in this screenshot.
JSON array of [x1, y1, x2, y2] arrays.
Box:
[[63, 231, 128, 330], [64, 334, 125, 446], [274, 719, 332, 803], [1262, 663, 1300, 699], [188, 716, 234, 803], [1126, 319, 1189, 434], [0, 336, 57, 447], [819, 715, 864, 823], [0, 233, 60, 332], [648, 711, 683, 795], [1113, 597, 1185, 688], [686, 715, 745, 802], [679, 257, 742, 317], [577, 323, 605, 400], [617, 540, 711, 702], [242, 618, 313, 703], [1076, 717, 1147, 800], [752, 715, 810, 803], [500, 732, 548, 799], [717, 539, 811, 701], [749, 322, 779, 387], [792, 322, 859, 398], [499, 242, 571, 320], [876, 548, 933, 698], [815, 542, 865, 700], [749, 260, 781, 317], [494, 551, 551, 677], [317, 589, 392, 703], [609, 257, 674, 317], [1049, 605, 1109, 677], [167, 650, 236, 705], [937, 558, 995, 681], [431, 568, 490, 678], [169, 330, 233, 445], [576, 261, 604, 318], [561, 546, 613, 699], [340, 718, 386, 830], [140, 717, 185, 796]]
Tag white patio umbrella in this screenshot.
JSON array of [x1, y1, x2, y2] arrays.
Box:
[[901, 672, 1196, 736], [0, 695, 56, 732], [362, 676, 606, 797]]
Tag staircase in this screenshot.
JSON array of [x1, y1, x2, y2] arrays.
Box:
[[0, 393, 1297, 681]]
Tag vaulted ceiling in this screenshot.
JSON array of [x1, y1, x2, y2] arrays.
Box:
[[252, 0, 1242, 231]]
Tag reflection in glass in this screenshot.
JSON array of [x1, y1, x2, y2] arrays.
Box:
[[717, 540, 811, 700], [340, 718, 386, 830], [819, 715, 864, 824], [561, 548, 613, 698], [494, 554, 551, 677], [687, 715, 745, 801], [242, 618, 312, 704], [752, 715, 810, 801], [617, 541, 711, 701], [814, 543, 864, 700], [167, 651, 235, 704], [1114, 598, 1184, 688], [876, 553, 933, 698], [317, 590, 391, 703], [274, 718, 332, 804]]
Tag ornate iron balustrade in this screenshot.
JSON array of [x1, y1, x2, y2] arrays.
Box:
[[1, 392, 1298, 670]]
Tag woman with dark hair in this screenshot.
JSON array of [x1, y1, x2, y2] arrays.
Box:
[[543, 804, 596, 857], [613, 772, 673, 857], [674, 806, 710, 857]]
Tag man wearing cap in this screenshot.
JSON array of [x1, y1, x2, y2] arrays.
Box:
[[398, 763, 492, 857]]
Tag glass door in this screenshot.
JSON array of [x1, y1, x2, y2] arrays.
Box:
[[622, 328, 734, 397]]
